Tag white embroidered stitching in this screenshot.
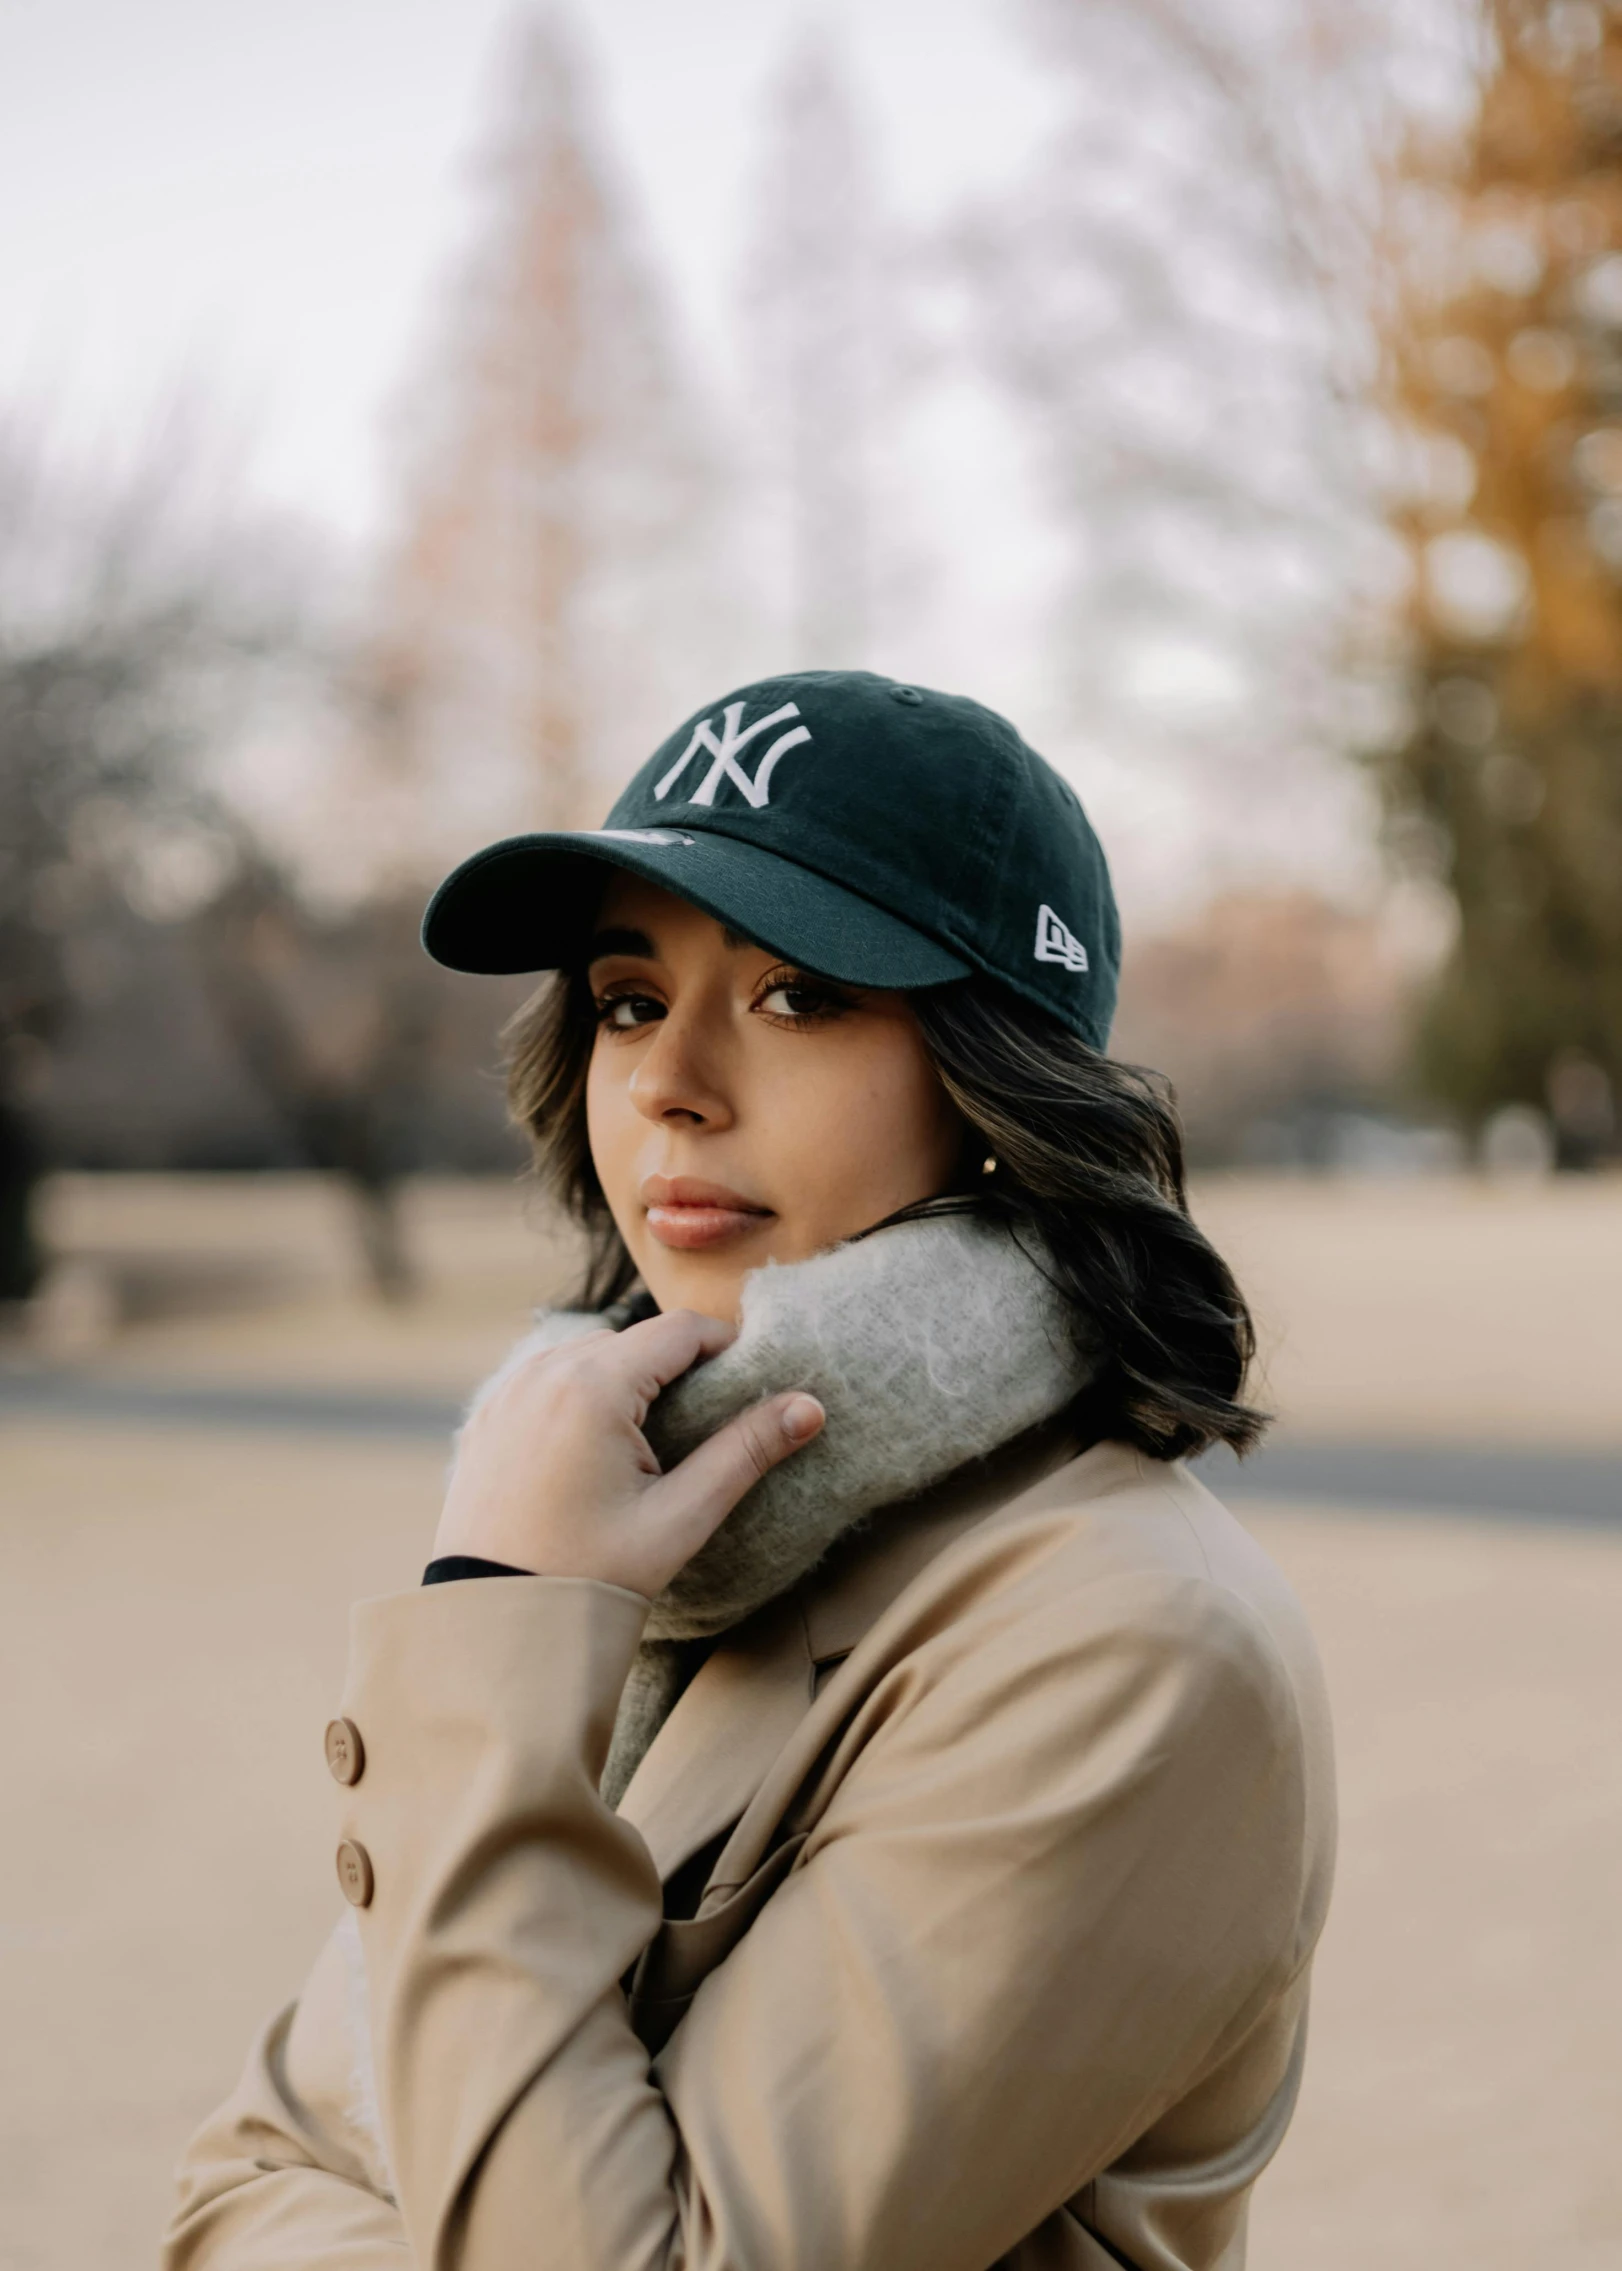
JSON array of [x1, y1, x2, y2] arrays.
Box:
[[653, 701, 811, 809]]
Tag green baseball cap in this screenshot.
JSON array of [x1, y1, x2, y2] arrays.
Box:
[[422, 669, 1120, 1050]]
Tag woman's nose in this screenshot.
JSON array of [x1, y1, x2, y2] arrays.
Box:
[[626, 1011, 733, 1130]]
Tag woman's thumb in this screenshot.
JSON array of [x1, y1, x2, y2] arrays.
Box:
[[657, 1392, 825, 1545]]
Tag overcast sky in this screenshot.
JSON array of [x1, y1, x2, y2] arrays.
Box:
[[1, 0, 1058, 544]]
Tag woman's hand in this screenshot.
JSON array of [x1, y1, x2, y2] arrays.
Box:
[[432, 1310, 825, 1600]]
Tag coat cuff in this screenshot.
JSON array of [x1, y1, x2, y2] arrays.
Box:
[[340, 1574, 651, 1817]]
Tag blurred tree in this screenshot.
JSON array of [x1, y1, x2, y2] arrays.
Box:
[[1378, 0, 1622, 1159], [193, 863, 439, 1301], [967, 0, 1422, 896], [741, 30, 888, 667], [364, 10, 723, 863], [0, 426, 269, 1300], [0, 422, 480, 1309], [1112, 888, 1414, 1162]]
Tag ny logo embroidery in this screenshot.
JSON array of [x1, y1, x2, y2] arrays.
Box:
[[1034, 903, 1089, 973], [653, 701, 812, 810]]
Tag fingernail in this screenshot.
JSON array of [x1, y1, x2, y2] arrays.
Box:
[[781, 1395, 824, 1442]]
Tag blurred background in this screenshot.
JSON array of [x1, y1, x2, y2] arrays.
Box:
[[1, 1, 1619, 2265]]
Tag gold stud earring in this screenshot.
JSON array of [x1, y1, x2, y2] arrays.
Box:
[[981, 1156, 997, 1176]]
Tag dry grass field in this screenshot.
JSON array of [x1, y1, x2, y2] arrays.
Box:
[[3, 1170, 1621, 2269]]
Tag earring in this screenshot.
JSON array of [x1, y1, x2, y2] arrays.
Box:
[[981, 1156, 997, 1176]]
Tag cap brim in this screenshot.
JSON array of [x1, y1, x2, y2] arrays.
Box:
[[422, 827, 973, 989]]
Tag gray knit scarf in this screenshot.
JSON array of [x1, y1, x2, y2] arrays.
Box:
[[466, 1212, 1093, 1805]]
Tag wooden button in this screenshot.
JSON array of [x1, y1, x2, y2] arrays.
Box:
[[324, 1717, 365, 1785], [336, 1840, 374, 1908]]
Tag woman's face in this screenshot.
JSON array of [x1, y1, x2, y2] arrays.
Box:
[[584, 874, 967, 1321]]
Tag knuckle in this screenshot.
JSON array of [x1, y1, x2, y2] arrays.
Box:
[[566, 1329, 617, 1368], [495, 1335, 614, 1421], [565, 1339, 623, 1391], [513, 1343, 577, 1394]]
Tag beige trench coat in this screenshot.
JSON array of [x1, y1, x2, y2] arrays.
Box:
[[166, 1433, 1336, 2271]]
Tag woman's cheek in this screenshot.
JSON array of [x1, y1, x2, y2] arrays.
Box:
[[761, 1059, 899, 1252], [584, 1051, 644, 1244]]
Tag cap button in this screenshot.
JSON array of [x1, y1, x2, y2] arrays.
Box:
[[336, 1840, 374, 1908], [324, 1717, 365, 1785], [889, 685, 924, 706]]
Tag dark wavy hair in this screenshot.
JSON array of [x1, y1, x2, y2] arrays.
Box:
[[503, 966, 1267, 1462]]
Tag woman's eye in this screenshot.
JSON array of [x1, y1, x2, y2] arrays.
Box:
[[596, 992, 665, 1030], [758, 979, 845, 1021]]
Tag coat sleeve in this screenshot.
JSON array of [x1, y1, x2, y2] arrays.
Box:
[[317, 1563, 1306, 2271], [165, 1916, 409, 2268]]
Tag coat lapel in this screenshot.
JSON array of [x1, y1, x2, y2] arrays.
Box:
[[616, 1415, 1085, 1890], [801, 1412, 1082, 1665], [615, 1593, 815, 1884]]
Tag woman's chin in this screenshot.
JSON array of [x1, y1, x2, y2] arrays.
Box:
[[645, 1259, 744, 1324], [640, 1234, 787, 1324]]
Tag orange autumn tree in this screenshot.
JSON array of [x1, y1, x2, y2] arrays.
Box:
[[1380, 0, 1622, 1159]]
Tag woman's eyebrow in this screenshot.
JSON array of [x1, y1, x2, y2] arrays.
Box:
[[586, 926, 656, 964]]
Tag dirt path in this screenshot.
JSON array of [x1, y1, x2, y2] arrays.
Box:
[[1241, 1501, 1622, 2270]]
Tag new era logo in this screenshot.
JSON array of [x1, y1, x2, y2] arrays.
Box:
[[652, 700, 812, 811], [1034, 903, 1089, 973]]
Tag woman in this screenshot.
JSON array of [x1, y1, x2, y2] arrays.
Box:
[[167, 670, 1334, 2271]]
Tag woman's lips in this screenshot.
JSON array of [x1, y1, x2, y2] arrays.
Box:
[[642, 1176, 775, 1252]]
